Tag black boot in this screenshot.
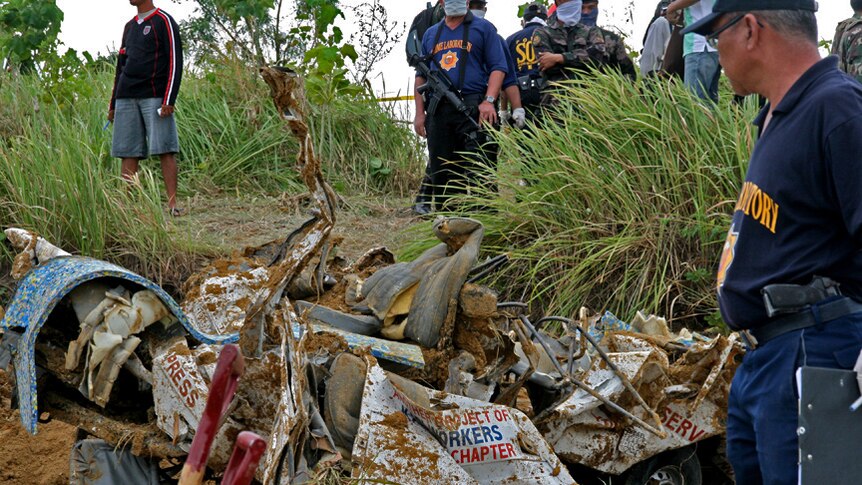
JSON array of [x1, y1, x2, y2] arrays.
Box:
[[412, 174, 433, 215]]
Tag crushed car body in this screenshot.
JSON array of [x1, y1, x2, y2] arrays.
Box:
[[0, 69, 743, 484]]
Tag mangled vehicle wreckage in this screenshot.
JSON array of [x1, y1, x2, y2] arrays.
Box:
[[0, 69, 742, 484]]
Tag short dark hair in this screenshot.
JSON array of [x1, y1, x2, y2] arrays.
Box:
[[852, 0, 862, 12], [752, 9, 818, 45], [468, 0, 486, 7]]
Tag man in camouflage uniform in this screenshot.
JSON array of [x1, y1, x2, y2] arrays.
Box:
[[532, 0, 635, 107], [833, 0, 862, 83]]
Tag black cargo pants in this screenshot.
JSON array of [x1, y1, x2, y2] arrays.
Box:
[[425, 94, 495, 211]]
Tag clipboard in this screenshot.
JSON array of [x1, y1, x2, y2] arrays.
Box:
[[798, 366, 862, 484]]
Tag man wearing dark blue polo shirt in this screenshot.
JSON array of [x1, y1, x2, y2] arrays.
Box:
[[413, 0, 508, 210], [684, 1, 862, 482]]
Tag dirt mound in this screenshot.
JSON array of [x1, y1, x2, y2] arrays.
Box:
[[0, 409, 75, 484]]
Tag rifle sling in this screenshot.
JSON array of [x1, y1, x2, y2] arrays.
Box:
[[430, 14, 472, 95]]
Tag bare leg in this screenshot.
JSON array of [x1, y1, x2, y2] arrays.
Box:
[[121, 158, 140, 182], [159, 153, 178, 210]]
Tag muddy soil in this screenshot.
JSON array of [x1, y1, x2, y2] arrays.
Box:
[[0, 192, 423, 483], [0, 409, 76, 484], [0, 368, 76, 484]]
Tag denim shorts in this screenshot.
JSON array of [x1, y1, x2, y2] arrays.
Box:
[[111, 98, 180, 158]]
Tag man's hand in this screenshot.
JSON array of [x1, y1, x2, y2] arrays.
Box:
[[498, 110, 511, 124], [159, 104, 174, 118], [478, 101, 497, 125], [414, 112, 427, 138], [512, 108, 526, 129], [107, 109, 115, 123], [538, 52, 564, 71]]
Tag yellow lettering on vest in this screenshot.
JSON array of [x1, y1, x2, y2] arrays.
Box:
[[742, 183, 755, 216], [751, 190, 763, 221], [515, 40, 529, 68], [515, 38, 536, 70], [732, 181, 780, 234], [760, 196, 773, 231], [770, 202, 779, 234], [434, 40, 472, 55], [737, 182, 753, 214]]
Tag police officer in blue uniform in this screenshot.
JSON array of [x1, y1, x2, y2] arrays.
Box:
[[413, 0, 508, 211], [684, 0, 862, 482], [505, 4, 547, 121]]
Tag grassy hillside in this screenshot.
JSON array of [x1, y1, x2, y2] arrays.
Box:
[[0, 61, 424, 284], [2, 61, 760, 329]]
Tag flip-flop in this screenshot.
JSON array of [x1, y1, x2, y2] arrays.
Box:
[[170, 207, 186, 217]]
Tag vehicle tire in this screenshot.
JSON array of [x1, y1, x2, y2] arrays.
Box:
[[623, 445, 702, 485]]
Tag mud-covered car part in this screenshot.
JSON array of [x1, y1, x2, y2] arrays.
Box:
[[0, 256, 232, 434]]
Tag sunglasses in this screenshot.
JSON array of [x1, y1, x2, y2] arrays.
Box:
[[706, 13, 747, 48], [705, 13, 765, 48]]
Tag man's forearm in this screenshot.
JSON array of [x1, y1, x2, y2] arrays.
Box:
[[504, 85, 521, 109], [666, 0, 698, 15], [414, 76, 426, 113], [485, 71, 505, 100]]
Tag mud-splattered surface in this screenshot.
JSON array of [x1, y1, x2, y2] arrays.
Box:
[[301, 330, 349, 355], [174, 193, 418, 264], [0, 193, 423, 483]]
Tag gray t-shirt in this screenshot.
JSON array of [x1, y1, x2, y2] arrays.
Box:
[[640, 16, 672, 76], [137, 8, 157, 23]]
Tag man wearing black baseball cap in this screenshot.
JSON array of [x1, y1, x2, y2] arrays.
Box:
[[698, 1, 862, 483]]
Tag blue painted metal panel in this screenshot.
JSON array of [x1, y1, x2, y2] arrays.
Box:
[[0, 256, 238, 434]]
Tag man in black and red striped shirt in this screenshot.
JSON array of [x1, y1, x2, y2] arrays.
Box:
[[108, 0, 184, 215]]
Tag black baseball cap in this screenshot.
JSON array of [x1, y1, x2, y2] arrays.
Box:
[[681, 0, 817, 36], [523, 3, 548, 21]]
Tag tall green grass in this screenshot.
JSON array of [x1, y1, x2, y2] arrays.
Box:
[[309, 96, 424, 196], [403, 74, 757, 329], [0, 68, 206, 283], [178, 62, 303, 192], [180, 59, 423, 195]]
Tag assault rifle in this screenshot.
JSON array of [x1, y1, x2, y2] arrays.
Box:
[[406, 29, 480, 131]]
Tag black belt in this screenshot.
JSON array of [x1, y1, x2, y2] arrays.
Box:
[[740, 297, 862, 349]]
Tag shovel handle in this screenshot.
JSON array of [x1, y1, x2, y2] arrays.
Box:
[[179, 344, 245, 485], [222, 431, 267, 485]]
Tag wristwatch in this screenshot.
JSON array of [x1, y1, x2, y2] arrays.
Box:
[[483, 95, 496, 104]]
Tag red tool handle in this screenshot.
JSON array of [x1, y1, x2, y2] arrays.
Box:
[[222, 431, 267, 485], [179, 344, 245, 485]]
